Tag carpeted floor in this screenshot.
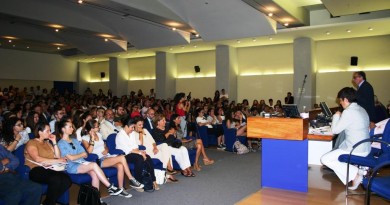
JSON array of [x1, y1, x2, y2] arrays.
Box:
[[102, 149, 261, 205]]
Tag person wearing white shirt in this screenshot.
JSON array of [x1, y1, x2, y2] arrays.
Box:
[[99, 109, 121, 140], [321, 87, 371, 190], [81, 120, 143, 196], [115, 118, 159, 191]]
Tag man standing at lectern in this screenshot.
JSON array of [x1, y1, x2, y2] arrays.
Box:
[[321, 87, 370, 190], [352, 71, 375, 128]]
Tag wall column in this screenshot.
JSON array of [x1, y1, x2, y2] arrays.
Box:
[[76, 62, 90, 94], [109, 57, 129, 97], [155, 51, 177, 99], [293, 37, 317, 111], [216, 45, 238, 102]]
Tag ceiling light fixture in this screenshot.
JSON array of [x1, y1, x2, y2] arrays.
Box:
[[104, 38, 108, 42], [195, 34, 200, 37], [268, 13, 273, 17], [169, 47, 173, 51], [57, 47, 60, 50], [13, 45, 15, 47], [55, 29, 59, 32], [8, 40, 12, 43], [346, 29, 351, 33], [269, 37, 273, 40], [78, 0, 83, 4], [326, 31, 330, 35], [193, 45, 197, 48], [283, 22, 289, 27], [171, 27, 176, 31], [237, 40, 241, 43], [27, 46, 29, 49], [252, 38, 257, 42], [368, 27, 373, 31]]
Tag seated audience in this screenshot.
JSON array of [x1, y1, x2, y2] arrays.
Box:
[[81, 119, 143, 197], [321, 87, 371, 190], [25, 111, 40, 134], [132, 116, 178, 182], [1, 117, 30, 151], [152, 114, 195, 177], [57, 119, 123, 197], [0, 145, 41, 205], [100, 109, 121, 140], [170, 114, 214, 171], [115, 117, 159, 191], [25, 122, 72, 205]]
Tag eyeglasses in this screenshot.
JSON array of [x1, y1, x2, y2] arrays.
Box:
[[69, 142, 76, 150], [15, 123, 23, 127]]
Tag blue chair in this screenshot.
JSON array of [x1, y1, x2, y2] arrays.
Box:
[[222, 122, 247, 152], [13, 144, 70, 205], [338, 120, 390, 196], [363, 160, 390, 205], [196, 125, 218, 148], [106, 133, 126, 155]]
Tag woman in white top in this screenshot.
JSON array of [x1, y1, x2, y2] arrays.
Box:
[[75, 111, 92, 141], [132, 116, 178, 182], [207, 108, 225, 148], [81, 119, 143, 197], [0, 117, 30, 152]]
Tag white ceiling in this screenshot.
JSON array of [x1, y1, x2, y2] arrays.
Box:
[[0, 0, 389, 61]]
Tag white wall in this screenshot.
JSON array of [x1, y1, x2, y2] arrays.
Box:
[[0, 48, 77, 81], [176, 50, 216, 78]]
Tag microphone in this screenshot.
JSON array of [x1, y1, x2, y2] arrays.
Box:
[[304, 74, 307, 79]]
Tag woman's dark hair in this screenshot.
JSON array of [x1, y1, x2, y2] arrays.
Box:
[[84, 119, 97, 133], [337, 87, 356, 103], [57, 118, 71, 135], [173, 93, 185, 105], [133, 116, 144, 124], [25, 111, 39, 131], [121, 117, 136, 128], [169, 114, 180, 130], [195, 108, 203, 117], [1, 117, 21, 144], [34, 121, 50, 138]]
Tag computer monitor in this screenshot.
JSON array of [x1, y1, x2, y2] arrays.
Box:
[[282, 104, 301, 118], [320, 102, 332, 117]]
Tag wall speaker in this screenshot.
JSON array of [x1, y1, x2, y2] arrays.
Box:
[[350, 56, 358, 66], [100, 72, 105, 78], [194, 65, 200, 73]]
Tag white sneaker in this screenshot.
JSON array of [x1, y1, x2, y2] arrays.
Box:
[[119, 189, 132, 198], [348, 174, 363, 190]]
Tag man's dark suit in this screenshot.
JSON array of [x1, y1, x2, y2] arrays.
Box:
[[143, 118, 154, 134], [356, 81, 375, 122]]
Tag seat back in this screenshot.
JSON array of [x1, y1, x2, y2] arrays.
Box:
[[196, 125, 209, 147], [13, 144, 28, 178], [106, 133, 117, 151], [381, 120, 390, 155]]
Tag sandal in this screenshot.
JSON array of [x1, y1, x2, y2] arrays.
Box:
[[193, 164, 201, 171], [153, 183, 160, 191], [203, 159, 215, 166], [167, 169, 178, 175], [181, 171, 191, 177], [167, 176, 179, 183], [188, 172, 196, 177]]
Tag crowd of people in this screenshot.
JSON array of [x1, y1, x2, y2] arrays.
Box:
[[1, 71, 389, 203]]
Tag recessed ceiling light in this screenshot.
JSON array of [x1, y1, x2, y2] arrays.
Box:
[[8, 40, 12, 43], [268, 13, 273, 17], [55, 29, 59, 32], [284, 23, 289, 27], [269, 37, 273, 40], [104, 38, 108, 42], [326, 31, 330, 35], [236, 40, 241, 43], [78, 0, 83, 4], [27, 46, 29, 49], [252, 38, 257, 42], [181, 46, 185, 49], [346, 29, 351, 33], [57, 47, 60, 50], [171, 27, 176, 31], [193, 45, 197, 48], [368, 27, 373, 31], [13, 45, 15, 47], [195, 34, 200, 37], [118, 54, 121, 57], [169, 47, 173, 51]]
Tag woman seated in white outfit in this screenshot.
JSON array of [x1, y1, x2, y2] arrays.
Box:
[[151, 114, 195, 177], [81, 119, 144, 197], [320, 87, 371, 190], [132, 116, 178, 182]]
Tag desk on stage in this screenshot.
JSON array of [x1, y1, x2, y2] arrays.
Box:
[[248, 117, 309, 192]]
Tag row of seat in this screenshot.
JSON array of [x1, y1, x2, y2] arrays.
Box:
[[2, 133, 197, 205]]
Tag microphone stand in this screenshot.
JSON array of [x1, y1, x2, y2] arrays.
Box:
[[297, 75, 307, 112]]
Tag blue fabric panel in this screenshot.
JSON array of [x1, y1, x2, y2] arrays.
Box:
[[262, 138, 308, 192]]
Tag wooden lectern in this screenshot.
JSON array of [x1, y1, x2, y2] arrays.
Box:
[[248, 117, 309, 192]]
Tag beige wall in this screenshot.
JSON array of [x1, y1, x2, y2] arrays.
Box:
[[176, 50, 216, 78], [237, 44, 294, 75], [89, 61, 109, 82], [0, 48, 77, 82], [0, 80, 53, 93], [128, 57, 155, 80], [176, 77, 216, 99], [128, 80, 155, 96]]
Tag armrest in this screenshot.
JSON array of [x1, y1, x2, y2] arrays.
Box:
[[366, 159, 390, 194], [138, 145, 146, 150], [85, 153, 99, 162], [109, 149, 125, 155], [346, 138, 390, 164]]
